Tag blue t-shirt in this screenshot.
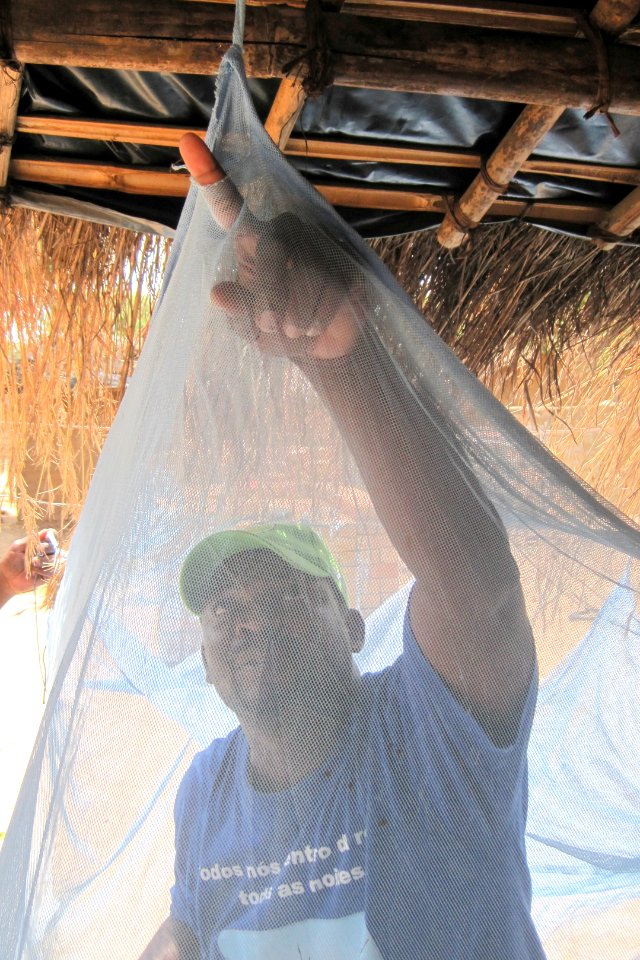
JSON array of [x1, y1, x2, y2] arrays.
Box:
[[171, 609, 545, 959]]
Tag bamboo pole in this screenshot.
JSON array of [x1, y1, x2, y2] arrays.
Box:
[[437, 104, 563, 248], [343, 0, 583, 33], [14, 115, 640, 188], [0, 64, 23, 190], [9, 158, 186, 197], [436, 0, 640, 248], [566, 0, 640, 248], [587, 0, 640, 248], [15, 116, 206, 146], [187, 0, 600, 37], [8, 155, 606, 224]]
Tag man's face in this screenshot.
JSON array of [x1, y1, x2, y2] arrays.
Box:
[[199, 551, 360, 728]]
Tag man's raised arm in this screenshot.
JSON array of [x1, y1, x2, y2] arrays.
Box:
[[299, 336, 535, 744], [179, 134, 535, 745]]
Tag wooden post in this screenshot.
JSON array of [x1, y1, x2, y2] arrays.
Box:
[[0, 63, 23, 190]]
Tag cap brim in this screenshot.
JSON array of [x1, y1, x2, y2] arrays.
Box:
[[179, 528, 341, 614]]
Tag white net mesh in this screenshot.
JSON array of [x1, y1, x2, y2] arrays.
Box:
[[2, 42, 640, 960]]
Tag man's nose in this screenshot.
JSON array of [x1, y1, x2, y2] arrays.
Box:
[[232, 602, 270, 635]]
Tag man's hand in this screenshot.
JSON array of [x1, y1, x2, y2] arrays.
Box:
[[179, 133, 363, 360], [0, 530, 57, 609]]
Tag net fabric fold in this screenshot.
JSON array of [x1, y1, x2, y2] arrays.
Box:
[[1, 43, 640, 960]]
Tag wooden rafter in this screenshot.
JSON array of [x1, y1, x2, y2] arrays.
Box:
[[436, 0, 640, 247], [15, 116, 204, 147], [10, 158, 182, 197], [14, 115, 640, 190], [11, 1, 640, 113], [0, 65, 24, 191], [583, 0, 640, 246], [436, 105, 564, 248], [593, 187, 640, 248]]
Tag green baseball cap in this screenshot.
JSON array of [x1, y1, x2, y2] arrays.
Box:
[[179, 522, 348, 615]]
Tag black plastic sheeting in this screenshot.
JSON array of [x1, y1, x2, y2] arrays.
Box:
[[11, 63, 640, 238]]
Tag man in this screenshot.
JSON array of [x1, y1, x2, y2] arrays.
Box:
[[145, 132, 544, 960]]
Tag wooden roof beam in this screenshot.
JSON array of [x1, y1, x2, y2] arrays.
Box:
[[264, 0, 345, 152], [437, 104, 563, 248], [14, 116, 206, 147], [8, 155, 608, 227], [436, 0, 640, 248], [586, 0, 640, 247], [188, 0, 635, 40], [11, 2, 640, 114], [590, 0, 640, 36]]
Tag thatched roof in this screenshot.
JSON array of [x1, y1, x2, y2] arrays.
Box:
[[372, 219, 640, 383]]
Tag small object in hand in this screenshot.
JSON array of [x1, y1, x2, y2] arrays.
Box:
[[33, 529, 59, 573], [43, 530, 58, 557]]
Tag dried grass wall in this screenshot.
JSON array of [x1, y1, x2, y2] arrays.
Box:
[[0, 207, 171, 556]]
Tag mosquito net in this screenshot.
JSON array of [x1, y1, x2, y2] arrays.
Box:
[[2, 14, 640, 960]]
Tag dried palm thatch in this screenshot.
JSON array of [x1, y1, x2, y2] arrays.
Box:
[[0, 206, 171, 564], [371, 220, 640, 390], [373, 220, 640, 520]]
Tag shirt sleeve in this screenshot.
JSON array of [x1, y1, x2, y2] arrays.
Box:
[[395, 602, 538, 826]]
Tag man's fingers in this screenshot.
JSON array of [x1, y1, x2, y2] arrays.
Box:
[[212, 281, 307, 354], [179, 133, 243, 230], [179, 133, 225, 186], [211, 282, 259, 342], [211, 281, 255, 317]]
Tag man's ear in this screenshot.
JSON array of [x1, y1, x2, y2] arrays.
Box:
[[346, 608, 365, 653]]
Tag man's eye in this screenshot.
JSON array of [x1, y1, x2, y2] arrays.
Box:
[[208, 605, 230, 620]]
